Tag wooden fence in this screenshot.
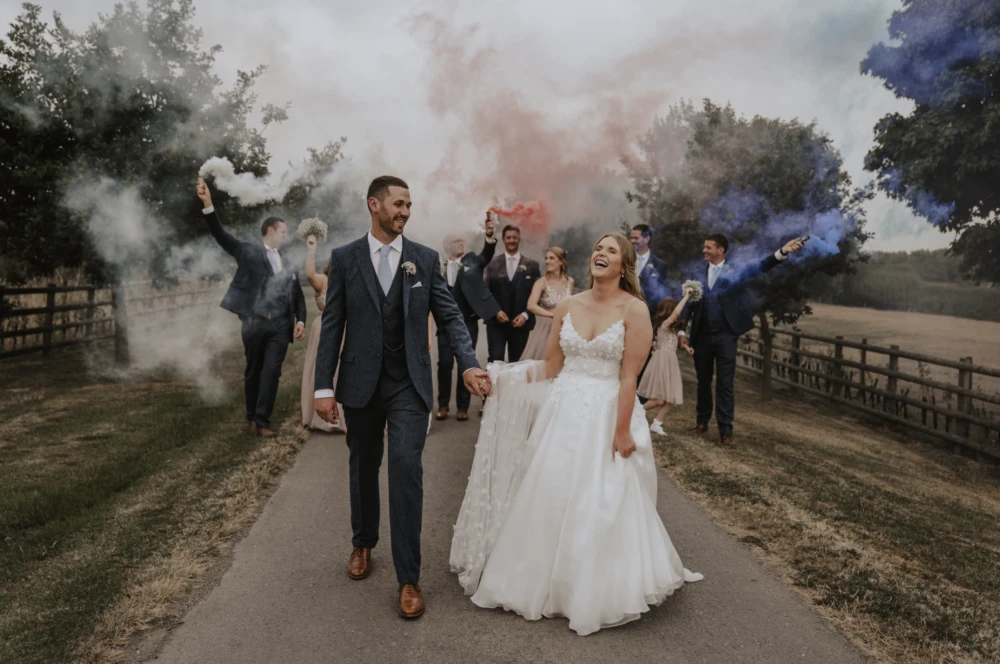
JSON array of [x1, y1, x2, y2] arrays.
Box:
[[737, 324, 1000, 461], [0, 279, 228, 366]]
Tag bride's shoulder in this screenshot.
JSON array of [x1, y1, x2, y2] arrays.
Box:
[[622, 296, 652, 329]]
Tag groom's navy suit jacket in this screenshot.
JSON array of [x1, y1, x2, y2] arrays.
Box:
[[679, 252, 781, 339], [316, 234, 479, 411], [203, 209, 306, 334]]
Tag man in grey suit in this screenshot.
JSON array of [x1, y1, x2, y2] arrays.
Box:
[[314, 176, 491, 620]]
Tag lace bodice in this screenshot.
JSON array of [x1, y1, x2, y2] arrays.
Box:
[[316, 290, 326, 312], [538, 280, 571, 311], [654, 325, 678, 352], [559, 313, 625, 382]]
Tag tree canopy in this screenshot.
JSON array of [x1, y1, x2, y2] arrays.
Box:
[[863, 0, 1000, 285], [626, 99, 870, 327]]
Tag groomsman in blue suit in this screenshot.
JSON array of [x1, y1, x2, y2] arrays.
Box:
[[631, 224, 671, 317], [678, 233, 804, 446]]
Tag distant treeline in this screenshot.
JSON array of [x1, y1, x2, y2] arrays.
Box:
[[811, 249, 1000, 322]]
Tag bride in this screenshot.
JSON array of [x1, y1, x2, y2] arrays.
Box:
[[450, 233, 702, 636]]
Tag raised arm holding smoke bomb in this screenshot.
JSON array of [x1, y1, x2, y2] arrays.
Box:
[[676, 233, 804, 446], [195, 177, 307, 438]]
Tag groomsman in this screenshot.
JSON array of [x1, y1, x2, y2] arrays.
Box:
[[631, 224, 671, 317], [436, 215, 501, 421], [678, 233, 804, 446], [483, 225, 541, 364], [196, 178, 307, 437]]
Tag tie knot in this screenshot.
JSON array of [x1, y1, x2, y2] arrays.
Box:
[[381, 244, 392, 256]]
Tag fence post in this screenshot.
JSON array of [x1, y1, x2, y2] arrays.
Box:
[[833, 336, 844, 398], [789, 329, 801, 385], [0, 286, 6, 352], [85, 287, 96, 340], [886, 345, 900, 415], [859, 338, 868, 405], [111, 281, 130, 367], [956, 357, 973, 439], [42, 284, 56, 356], [758, 318, 773, 400]]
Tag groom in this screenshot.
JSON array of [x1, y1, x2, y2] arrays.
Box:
[[314, 176, 490, 620]]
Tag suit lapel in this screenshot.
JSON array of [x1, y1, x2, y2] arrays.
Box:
[[401, 236, 412, 318], [353, 238, 381, 312], [259, 245, 275, 277]]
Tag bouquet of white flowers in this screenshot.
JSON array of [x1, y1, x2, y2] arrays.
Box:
[[296, 217, 328, 243], [681, 279, 704, 302]]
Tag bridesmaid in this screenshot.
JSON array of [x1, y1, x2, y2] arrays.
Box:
[[520, 246, 573, 361], [301, 235, 346, 433]]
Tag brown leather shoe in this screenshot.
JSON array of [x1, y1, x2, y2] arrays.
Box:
[[256, 427, 278, 439], [436, 407, 448, 421], [398, 583, 425, 619], [721, 435, 735, 447], [692, 424, 708, 435], [456, 410, 469, 421], [347, 547, 372, 580]]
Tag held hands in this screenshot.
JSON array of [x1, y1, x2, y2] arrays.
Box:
[[293, 322, 306, 341], [781, 238, 806, 256], [612, 431, 637, 460], [316, 396, 337, 424], [196, 176, 213, 208], [463, 368, 493, 398]]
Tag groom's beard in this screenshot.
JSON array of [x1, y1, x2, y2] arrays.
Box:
[[378, 211, 407, 237]]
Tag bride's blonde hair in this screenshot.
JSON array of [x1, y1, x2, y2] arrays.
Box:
[[588, 233, 645, 302]]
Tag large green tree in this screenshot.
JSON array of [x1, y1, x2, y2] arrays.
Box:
[[0, 1, 282, 282], [626, 100, 870, 329], [862, 0, 1000, 285]]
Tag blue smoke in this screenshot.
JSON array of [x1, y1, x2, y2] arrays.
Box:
[[862, 0, 999, 107], [881, 168, 955, 226]]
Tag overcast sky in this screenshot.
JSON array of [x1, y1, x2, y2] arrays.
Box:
[[1, 0, 954, 251]]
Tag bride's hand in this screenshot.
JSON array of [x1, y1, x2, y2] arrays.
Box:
[[613, 431, 637, 460]]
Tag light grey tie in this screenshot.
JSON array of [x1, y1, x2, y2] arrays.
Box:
[[377, 244, 394, 294]]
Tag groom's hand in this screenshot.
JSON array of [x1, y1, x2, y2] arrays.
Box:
[[463, 368, 492, 398], [315, 397, 337, 424], [293, 322, 305, 341]]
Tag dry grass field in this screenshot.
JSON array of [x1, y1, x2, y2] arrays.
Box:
[[655, 356, 1000, 664]]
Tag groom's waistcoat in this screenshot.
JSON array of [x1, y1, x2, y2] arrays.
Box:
[[379, 267, 408, 381], [702, 286, 727, 336]]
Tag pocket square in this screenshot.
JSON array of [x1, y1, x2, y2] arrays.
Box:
[[411, 281, 423, 288]]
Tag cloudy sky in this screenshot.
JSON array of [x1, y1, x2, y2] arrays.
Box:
[[1, 0, 953, 251]]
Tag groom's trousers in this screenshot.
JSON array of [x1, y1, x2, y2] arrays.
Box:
[[342, 368, 429, 585], [240, 315, 291, 429]]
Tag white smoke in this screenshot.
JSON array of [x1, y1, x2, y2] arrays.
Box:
[[199, 156, 302, 206]]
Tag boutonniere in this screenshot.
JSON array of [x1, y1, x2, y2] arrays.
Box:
[[518, 265, 527, 273], [401, 261, 416, 276]]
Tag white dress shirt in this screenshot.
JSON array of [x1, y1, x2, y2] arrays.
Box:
[[505, 252, 521, 281], [265, 245, 283, 274], [636, 249, 650, 277], [367, 230, 403, 276], [447, 259, 460, 287]]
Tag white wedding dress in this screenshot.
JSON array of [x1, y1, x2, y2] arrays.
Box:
[[450, 312, 702, 636]]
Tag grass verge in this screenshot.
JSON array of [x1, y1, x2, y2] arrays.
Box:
[[653, 363, 1000, 664], [0, 322, 311, 664]]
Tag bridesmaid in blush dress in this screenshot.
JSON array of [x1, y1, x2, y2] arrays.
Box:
[[301, 235, 346, 433], [521, 247, 573, 361]]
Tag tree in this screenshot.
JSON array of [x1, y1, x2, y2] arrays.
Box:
[[626, 99, 870, 330], [0, 1, 282, 282], [862, 0, 1000, 285]]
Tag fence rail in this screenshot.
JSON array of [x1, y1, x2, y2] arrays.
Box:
[[737, 323, 1000, 461], [0, 280, 228, 365]]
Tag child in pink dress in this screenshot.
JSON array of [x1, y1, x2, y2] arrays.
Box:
[[638, 288, 694, 435]]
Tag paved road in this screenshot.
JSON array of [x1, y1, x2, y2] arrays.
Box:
[[146, 420, 866, 663]]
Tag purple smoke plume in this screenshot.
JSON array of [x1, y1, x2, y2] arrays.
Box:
[[862, 0, 999, 107], [881, 168, 955, 226]]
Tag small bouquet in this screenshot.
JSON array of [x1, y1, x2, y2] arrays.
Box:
[[296, 217, 328, 243], [681, 279, 704, 302]]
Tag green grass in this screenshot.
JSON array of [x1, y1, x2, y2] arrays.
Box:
[[0, 326, 308, 664]]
